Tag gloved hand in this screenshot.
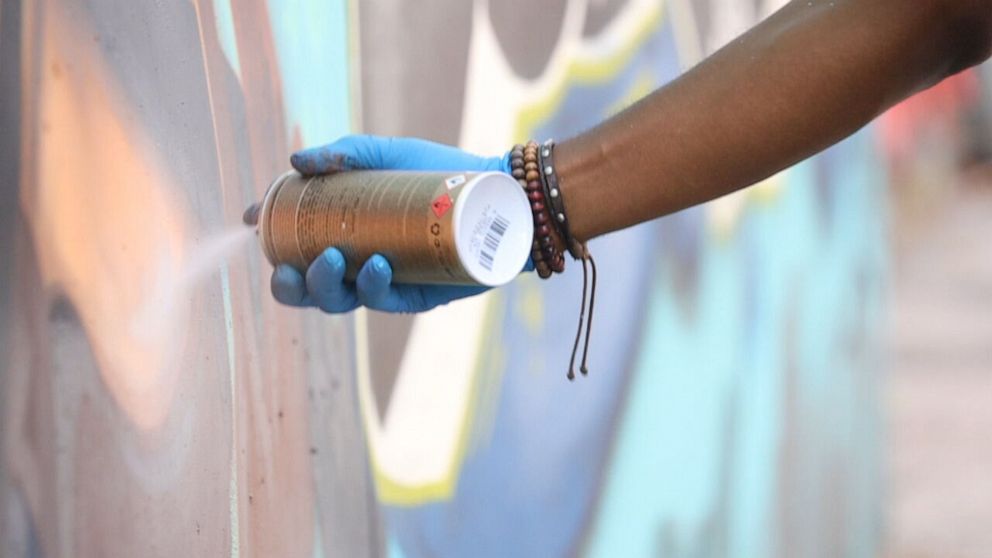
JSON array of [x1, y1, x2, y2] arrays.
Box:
[[270, 134, 514, 313]]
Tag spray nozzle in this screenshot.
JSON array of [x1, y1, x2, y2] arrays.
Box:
[[242, 203, 260, 226]]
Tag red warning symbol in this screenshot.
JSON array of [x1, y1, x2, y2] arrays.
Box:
[[431, 193, 453, 218]]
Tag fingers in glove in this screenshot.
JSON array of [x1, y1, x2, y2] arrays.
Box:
[[271, 265, 312, 307], [305, 248, 360, 313], [291, 135, 506, 175], [355, 254, 412, 312]]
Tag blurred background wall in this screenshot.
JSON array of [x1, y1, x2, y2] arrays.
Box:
[[0, 1, 987, 557]]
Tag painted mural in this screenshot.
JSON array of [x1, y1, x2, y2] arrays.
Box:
[[357, 1, 888, 556], [1, 1, 983, 557]]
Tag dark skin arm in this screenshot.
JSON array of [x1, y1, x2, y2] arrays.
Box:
[[557, 0, 992, 242], [271, 0, 991, 314]]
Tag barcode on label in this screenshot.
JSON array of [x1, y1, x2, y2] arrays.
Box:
[[479, 214, 510, 271]]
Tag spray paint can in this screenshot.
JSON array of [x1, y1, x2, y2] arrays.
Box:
[[245, 170, 533, 286]]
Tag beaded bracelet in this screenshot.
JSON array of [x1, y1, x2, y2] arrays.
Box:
[[525, 142, 565, 272], [510, 143, 551, 278], [510, 142, 563, 278]]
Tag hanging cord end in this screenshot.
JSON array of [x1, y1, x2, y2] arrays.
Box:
[[567, 252, 589, 381], [579, 253, 596, 376]]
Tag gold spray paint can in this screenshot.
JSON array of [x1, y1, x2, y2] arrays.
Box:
[[249, 170, 533, 286]]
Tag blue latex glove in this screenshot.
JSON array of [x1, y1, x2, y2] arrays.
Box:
[[270, 135, 513, 313]]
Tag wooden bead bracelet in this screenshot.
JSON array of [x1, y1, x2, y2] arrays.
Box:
[[510, 142, 563, 278]]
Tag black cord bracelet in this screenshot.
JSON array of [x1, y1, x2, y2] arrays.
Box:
[[536, 139, 598, 380]]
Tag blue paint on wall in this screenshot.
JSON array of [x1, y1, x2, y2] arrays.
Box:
[[585, 129, 885, 557], [267, 0, 351, 145]]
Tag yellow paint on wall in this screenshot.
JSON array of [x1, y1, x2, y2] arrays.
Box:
[[513, 6, 664, 142], [605, 70, 658, 118], [368, 294, 506, 506]]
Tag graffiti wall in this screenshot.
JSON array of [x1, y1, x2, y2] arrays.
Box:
[[0, 0, 906, 556]]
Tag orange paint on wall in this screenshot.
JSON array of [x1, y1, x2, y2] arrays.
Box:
[[24, 5, 191, 432]]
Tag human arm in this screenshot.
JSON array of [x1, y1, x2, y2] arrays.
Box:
[[556, 0, 992, 241], [274, 0, 992, 314]]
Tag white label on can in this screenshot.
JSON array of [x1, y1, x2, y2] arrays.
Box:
[[478, 213, 510, 271], [445, 174, 466, 190], [453, 172, 532, 286], [467, 204, 511, 272]]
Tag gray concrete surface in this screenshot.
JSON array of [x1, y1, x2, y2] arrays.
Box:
[[884, 177, 992, 557]]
